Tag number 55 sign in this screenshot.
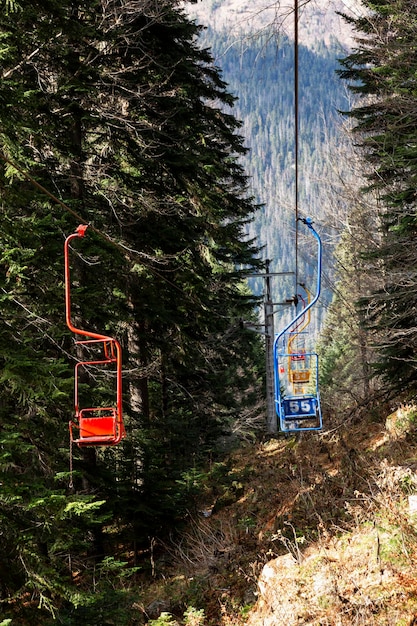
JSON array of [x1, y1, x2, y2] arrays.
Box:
[[283, 397, 316, 417]]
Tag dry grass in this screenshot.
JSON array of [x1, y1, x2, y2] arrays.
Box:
[[140, 406, 417, 625]]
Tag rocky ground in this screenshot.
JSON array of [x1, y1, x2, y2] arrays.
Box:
[[142, 404, 417, 625]]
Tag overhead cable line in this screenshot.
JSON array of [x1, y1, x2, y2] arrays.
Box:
[[294, 0, 299, 294]]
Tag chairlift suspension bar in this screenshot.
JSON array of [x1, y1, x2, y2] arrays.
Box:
[[273, 219, 322, 351]]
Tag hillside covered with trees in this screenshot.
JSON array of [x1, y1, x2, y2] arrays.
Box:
[[0, 0, 264, 622], [186, 0, 357, 332], [2, 0, 417, 625]]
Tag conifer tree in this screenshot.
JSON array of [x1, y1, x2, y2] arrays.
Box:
[[0, 0, 263, 619], [318, 201, 378, 419], [338, 0, 417, 393]]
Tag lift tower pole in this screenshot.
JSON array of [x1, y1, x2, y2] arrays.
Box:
[[264, 260, 276, 433], [243, 267, 294, 434]]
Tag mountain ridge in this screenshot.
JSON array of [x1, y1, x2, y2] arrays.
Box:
[[184, 0, 360, 51]]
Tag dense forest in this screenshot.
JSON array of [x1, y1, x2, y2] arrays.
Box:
[[2, 0, 417, 624], [0, 0, 265, 622]]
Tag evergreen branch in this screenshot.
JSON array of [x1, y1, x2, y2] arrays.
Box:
[[0, 151, 157, 264], [1, 288, 74, 361], [0, 152, 237, 313]]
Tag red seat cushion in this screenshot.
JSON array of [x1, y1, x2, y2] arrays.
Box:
[[79, 416, 116, 438]]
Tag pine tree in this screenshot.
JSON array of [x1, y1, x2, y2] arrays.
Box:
[[318, 201, 379, 419], [0, 0, 263, 619], [338, 1, 417, 393]]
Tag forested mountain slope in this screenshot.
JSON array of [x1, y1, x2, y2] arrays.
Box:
[[77, 1, 417, 623], [185, 0, 357, 332], [3, 0, 417, 624], [137, 3, 417, 624]]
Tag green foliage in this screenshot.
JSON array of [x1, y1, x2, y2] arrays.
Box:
[[337, 1, 417, 393], [148, 614, 180, 626], [146, 608, 205, 626], [184, 607, 205, 625], [317, 186, 384, 419], [0, 0, 264, 622]]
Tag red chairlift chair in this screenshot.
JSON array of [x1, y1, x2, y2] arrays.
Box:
[[65, 225, 125, 446]]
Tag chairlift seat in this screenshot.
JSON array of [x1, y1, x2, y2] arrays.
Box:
[[280, 395, 322, 432], [71, 408, 124, 446], [65, 225, 125, 448]]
